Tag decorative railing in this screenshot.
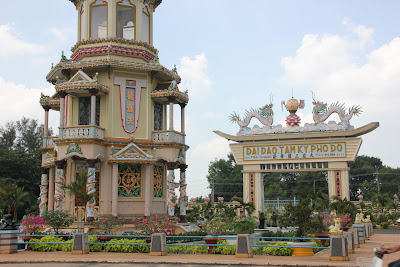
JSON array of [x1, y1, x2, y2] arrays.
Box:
[[42, 136, 57, 148], [73, 206, 99, 222], [152, 130, 185, 144], [59, 125, 105, 139]]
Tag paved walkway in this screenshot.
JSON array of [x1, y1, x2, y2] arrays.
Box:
[[1, 233, 400, 266]]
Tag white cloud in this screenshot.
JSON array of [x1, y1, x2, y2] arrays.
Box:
[[0, 24, 44, 58], [279, 21, 400, 167], [186, 138, 231, 197], [178, 53, 212, 98], [0, 77, 53, 125]]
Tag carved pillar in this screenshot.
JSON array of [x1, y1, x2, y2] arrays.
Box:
[[168, 96, 176, 130], [48, 166, 55, 211], [179, 103, 186, 134], [39, 167, 49, 216], [43, 106, 50, 137], [86, 159, 97, 220], [144, 164, 153, 217], [178, 164, 188, 223], [166, 162, 177, 216], [111, 163, 118, 216], [89, 89, 97, 126], [54, 160, 66, 210], [58, 92, 67, 128]]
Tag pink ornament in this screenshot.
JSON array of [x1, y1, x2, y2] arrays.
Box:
[[358, 195, 364, 200], [204, 197, 210, 202], [217, 197, 224, 202]]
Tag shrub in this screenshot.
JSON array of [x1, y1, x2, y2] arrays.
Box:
[[211, 239, 236, 255], [42, 210, 73, 234], [91, 215, 122, 235], [104, 238, 149, 253], [233, 216, 257, 234], [88, 236, 103, 252], [167, 244, 208, 254], [131, 215, 178, 236], [30, 236, 64, 252], [262, 242, 293, 256], [20, 215, 47, 235]]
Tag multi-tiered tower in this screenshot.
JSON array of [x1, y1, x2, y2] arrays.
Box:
[[39, 0, 189, 222]]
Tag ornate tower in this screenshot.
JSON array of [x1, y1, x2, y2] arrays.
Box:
[[39, 0, 189, 221]]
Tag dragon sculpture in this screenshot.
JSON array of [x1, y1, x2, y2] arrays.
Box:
[[312, 94, 362, 128], [230, 103, 274, 130]]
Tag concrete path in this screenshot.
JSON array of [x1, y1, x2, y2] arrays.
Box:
[[1, 233, 399, 266]]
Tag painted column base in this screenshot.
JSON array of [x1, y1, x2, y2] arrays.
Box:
[[236, 234, 253, 258], [355, 244, 360, 248], [72, 233, 89, 254], [292, 247, 314, 256], [330, 256, 349, 261], [236, 253, 253, 258], [150, 233, 167, 256], [0, 231, 18, 254], [348, 249, 355, 254], [360, 240, 365, 244]]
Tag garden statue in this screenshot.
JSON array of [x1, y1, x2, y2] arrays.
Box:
[[329, 217, 343, 234], [360, 213, 365, 222], [271, 212, 278, 227], [365, 215, 371, 223], [0, 214, 17, 230]]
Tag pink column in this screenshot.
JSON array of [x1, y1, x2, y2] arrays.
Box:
[[89, 89, 97, 125], [58, 92, 67, 127], [168, 96, 176, 130], [179, 103, 186, 134], [144, 164, 153, 217], [112, 163, 118, 216], [43, 106, 50, 137]]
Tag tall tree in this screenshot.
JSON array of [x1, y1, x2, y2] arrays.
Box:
[[206, 153, 243, 202]]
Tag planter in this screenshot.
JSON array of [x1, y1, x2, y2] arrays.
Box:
[[203, 238, 226, 254], [287, 242, 315, 256], [98, 236, 113, 242], [341, 227, 350, 232], [376, 226, 384, 229], [145, 237, 152, 244]]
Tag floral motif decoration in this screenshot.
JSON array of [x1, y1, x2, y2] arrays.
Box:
[[118, 164, 142, 197], [153, 165, 164, 198]]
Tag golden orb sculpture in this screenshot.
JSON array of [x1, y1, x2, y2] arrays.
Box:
[[286, 98, 299, 112]]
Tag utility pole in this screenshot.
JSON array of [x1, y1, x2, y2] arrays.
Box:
[[211, 178, 215, 202], [375, 166, 380, 194]]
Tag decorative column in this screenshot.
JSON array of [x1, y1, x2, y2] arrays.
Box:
[[111, 163, 118, 216], [59, 92, 67, 127], [178, 164, 188, 223], [43, 106, 50, 137], [166, 162, 177, 216], [179, 103, 186, 134], [48, 166, 55, 211], [86, 159, 97, 220], [54, 160, 66, 210], [144, 164, 153, 217], [168, 96, 176, 130], [39, 167, 49, 216], [89, 89, 97, 125]]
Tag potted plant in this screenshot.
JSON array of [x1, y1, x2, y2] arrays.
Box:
[[233, 216, 257, 234], [91, 215, 122, 241], [201, 217, 229, 253]]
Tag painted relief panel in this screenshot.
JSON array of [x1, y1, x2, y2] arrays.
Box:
[[118, 164, 142, 197], [115, 77, 147, 133], [153, 165, 164, 198]]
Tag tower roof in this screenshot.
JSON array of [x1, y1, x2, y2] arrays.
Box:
[[68, 0, 163, 9]]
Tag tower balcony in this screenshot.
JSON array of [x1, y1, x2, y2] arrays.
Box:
[[42, 136, 57, 148], [152, 130, 185, 145], [59, 125, 105, 140]]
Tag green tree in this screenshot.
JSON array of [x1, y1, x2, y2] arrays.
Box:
[[207, 153, 243, 202], [42, 210, 73, 234]]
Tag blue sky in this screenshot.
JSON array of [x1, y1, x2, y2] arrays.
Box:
[[1, 0, 399, 198]]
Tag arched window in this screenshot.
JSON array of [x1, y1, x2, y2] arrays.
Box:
[[142, 6, 150, 43], [90, 0, 108, 39], [117, 0, 135, 40]]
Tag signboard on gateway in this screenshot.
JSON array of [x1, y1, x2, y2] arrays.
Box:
[[243, 142, 346, 161]]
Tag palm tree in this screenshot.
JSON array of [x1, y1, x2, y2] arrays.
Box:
[[329, 196, 356, 216], [0, 182, 15, 215], [12, 186, 29, 220], [63, 173, 94, 233], [372, 193, 391, 214]]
